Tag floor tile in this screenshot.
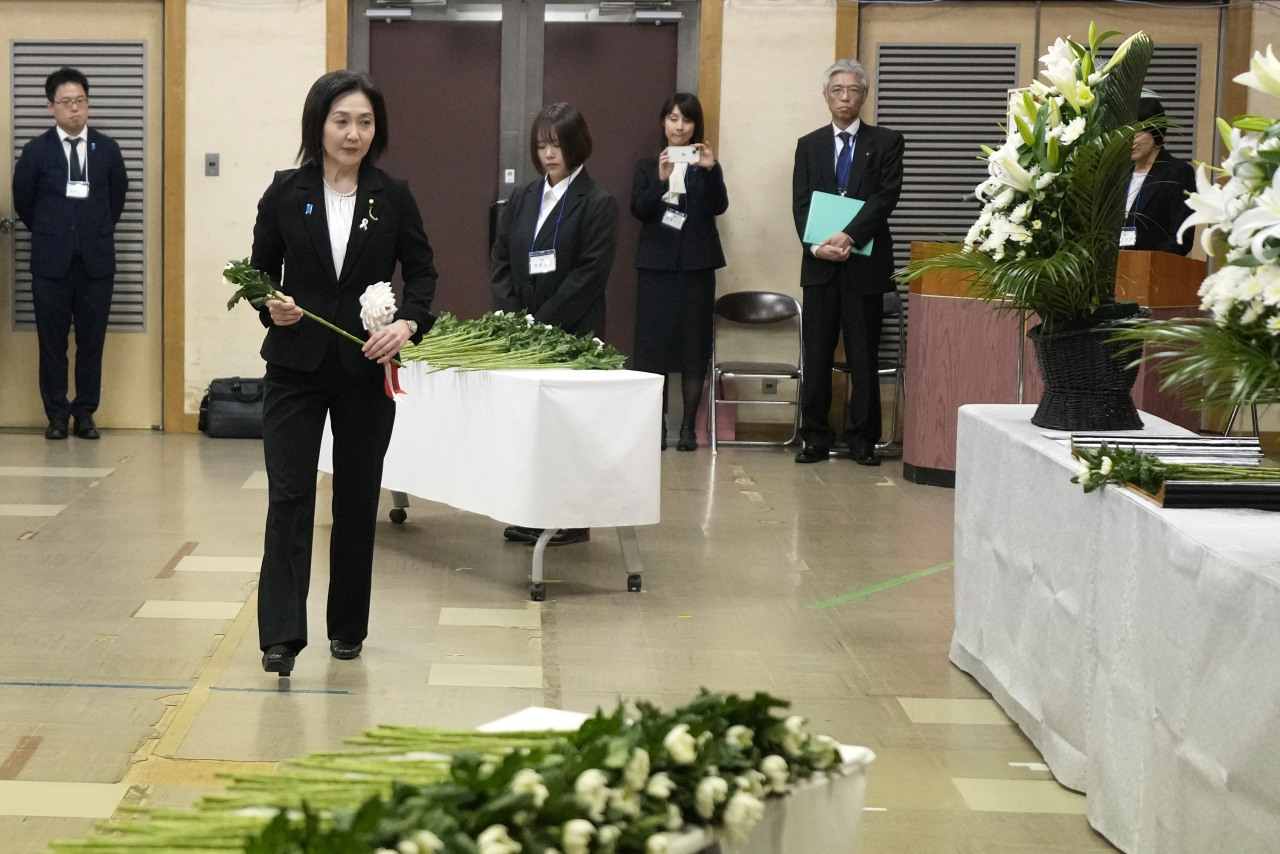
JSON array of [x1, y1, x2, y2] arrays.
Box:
[[952, 778, 1088, 814], [898, 697, 1013, 725], [174, 556, 261, 573], [241, 471, 268, 490], [0, 466, 114, 478], [427, 663, 544, 688], [438, 607, 541, 630], [0, 505, 66, 516], [134, 600, 244, 620], [0, 780, 127, 818]]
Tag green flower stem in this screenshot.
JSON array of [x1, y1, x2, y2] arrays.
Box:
[[273, 293, 404, 369]]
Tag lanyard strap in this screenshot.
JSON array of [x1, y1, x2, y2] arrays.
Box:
[[531, 184, 571, 254]]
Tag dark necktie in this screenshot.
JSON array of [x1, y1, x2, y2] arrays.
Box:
[[68, 138, 84, 182], [835, 131, 853, 195]]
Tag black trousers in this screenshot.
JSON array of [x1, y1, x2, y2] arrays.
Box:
[[31, 257, 114, 422], [799, 282, 883, 450], [259, 343, 395, 653]]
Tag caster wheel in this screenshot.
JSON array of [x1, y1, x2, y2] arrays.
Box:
[[389, 508, 407, 524], [530, 583, 547, 602], [627, 574, 642, 593]]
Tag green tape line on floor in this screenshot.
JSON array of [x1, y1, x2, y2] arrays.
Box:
[[808, 561, 954, 609]]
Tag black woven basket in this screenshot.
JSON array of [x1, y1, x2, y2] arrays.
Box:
[[1028, 315, 1146, 431]]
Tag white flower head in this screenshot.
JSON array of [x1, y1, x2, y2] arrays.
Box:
[[1009, 201, 1032, 224], [725, 725, 755, 750], [624, 747, 651, 791], [359, 281, 398, 334], [646, 833, 672, 854], [526, 314, 536, 325], [737, 769, 767, 799], [695, 775, 729, 819], [1235, 45, 1280, 101], [1036, 171, 1057, 190], [1058, 116, 1087, 146], [761, 754, 790, 793], [511, 767, 549, 808], [562, 819, 595, 854], [1076, 463, 1092, 480], [810, 734, 839, 770], [1100, 456, 1114, 476], [477, 825, 522, 854], [574, 768, 611, 821], [646, 771, 676, 800], [663, 723, 698, 765], [609, 785, 642, 817], [397, 842, 420, 854], [597, 825, 622, 854], [782, 716, 808, 756], [411, 831, 445, 854], [666, 803, 684, 831], [722, 790, 766, 844], [1266, 314, 1280, 335]]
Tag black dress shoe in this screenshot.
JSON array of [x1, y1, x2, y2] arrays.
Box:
[[849, 438, 881, 467], [794, 446, 830, 464], [330, 640, 362, 660], [676, 427, 697, 452], [661, 418, 668, 451], [504, 524, 540, 543], [262, 644, 295, 676], [548, 528, 590, 546], [45, 419, 69, 440], [72, 415, 99, 440]]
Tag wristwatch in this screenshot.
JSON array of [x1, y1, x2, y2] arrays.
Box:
[[405, 319, 418, 334]]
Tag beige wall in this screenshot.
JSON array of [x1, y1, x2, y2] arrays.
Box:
[[183, 0, 326, 414]]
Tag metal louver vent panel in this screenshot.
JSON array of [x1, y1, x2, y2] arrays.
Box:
[[1097, 43, 1200, 162], [11, 41, 148, 332], [874, 43, 1020, 365]]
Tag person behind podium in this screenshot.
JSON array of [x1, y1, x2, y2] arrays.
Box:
[[792, 59, 904, 467], [1122, 97, 1196, 256], [12, 67, 128, 441], [631, 93, 728, 452], [491, 102, 619, 546], [251, 70, 438, 676]]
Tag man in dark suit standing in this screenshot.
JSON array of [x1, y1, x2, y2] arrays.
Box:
[[12, 67, 128, 440], [792, 59, 903, 466]]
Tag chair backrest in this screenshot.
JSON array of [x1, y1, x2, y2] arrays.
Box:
[[878, 289, 906, 369], [714, 291, 801, 325]]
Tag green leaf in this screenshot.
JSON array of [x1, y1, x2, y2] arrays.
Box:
[[1233, 114, 1274, 132], [1218, 117, 1234, 149]]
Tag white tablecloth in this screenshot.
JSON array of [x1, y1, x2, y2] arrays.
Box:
[[951, 404, 1280, 854], [319, 365, 663, 530], [477, 707, 876, 854]]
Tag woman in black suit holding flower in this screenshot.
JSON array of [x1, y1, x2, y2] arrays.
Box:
[[250, 70, 437, 676], [631, 93, 728, 451]]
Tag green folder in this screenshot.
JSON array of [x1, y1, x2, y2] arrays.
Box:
[[803, 191, 873, 256]]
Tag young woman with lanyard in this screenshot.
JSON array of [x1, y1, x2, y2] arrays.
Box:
[[490, 102, 619, 546], [1122, 97, 1196, 256], [630, 93, 728, 451]]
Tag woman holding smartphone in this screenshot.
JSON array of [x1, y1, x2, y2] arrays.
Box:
[[630, 93, 728, 451], [491, 101, 618, 545]]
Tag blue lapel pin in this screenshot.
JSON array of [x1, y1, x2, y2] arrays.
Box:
[[306, 203, 313, 215]]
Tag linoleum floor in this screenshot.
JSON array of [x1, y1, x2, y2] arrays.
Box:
[[0, 428, 1118, 853]]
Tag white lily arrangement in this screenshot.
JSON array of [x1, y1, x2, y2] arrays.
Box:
[[904, 24, 1156, 326], [1114, 47, 1280, 407]]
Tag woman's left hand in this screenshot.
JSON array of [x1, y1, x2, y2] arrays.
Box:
[[694, 143, 716, 168], [363, 319, 412, 364]]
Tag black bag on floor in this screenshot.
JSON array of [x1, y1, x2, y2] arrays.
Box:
[[199, 377, 264, 439]]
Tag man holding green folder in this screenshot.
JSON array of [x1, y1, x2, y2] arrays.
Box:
[[792, 59, 904, 466]]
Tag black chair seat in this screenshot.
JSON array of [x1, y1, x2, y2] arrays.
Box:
[[833, 360, 899, 374], [716, 361, 800, 378]]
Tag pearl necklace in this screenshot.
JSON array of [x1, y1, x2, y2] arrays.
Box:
[[323, 178, 357, 198]]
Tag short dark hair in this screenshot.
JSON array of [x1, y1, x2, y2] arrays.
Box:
[[297, 70, 388, 167], [46, 67, 89, 102], [659, 92, 705, 148], [1138, 97, 1167, 148], [530, 103, 592, 174]]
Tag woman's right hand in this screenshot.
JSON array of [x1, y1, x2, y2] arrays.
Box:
[[658, 149, 674, 182], [266, 293, 304, 326]]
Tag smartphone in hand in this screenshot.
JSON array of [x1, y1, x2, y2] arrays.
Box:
[[667, 146, 699, 164]]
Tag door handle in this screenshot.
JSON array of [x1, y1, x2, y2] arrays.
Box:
[[0, 217, 15, 234]]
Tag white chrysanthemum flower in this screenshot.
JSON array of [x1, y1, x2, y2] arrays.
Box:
[[992, 188, 1017, 210], [665, 803, 684, 831], [725, 725, 754, 749], [511, 768, 549, 808], [1058, 116, 1087, 145], [722, 790, 766, 843], [624, 748, 650, 791], [359, 281, 398, 334], [695, 775, 729, 819], [811, 734, 839, 769], [1076, 463, 1092, 480], [737, 769, 767, 798], [1009, 201, 1032, 224], [1100, 457, 1113, 476], [575, 769, 611, 821], [397, 844, 420, 854], [562, 819, 595, 854], [761, 754, 790, 793], [1266, 314, 1280, 335], [1035, 171, 1057, 190], [781, 715, 807, 755], [663, 724, 698, 765], [646, 771, 676, 799], [609, 786, 642, 817], [597, 825, 622, 854], [411, 831, 445, 853], [477, 825, 522, 854], [646, 833, 672, 854]]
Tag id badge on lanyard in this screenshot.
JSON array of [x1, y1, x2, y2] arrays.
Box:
[[662, 209, 687, 230], [529, 249, 557, 274], [1119, 227, 1137, 248], [66, 181, 89, 199]]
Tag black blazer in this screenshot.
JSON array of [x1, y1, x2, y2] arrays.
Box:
[[792, 122, 904, 294], [631, 159, 728, 272], [1125, 149, 1197, 256], [491, 170, 619, 339], [12, 127, 128, 280], [250, 161, 438, 377]]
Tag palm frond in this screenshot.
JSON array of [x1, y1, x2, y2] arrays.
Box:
[[1092, 33, 1153, 131]]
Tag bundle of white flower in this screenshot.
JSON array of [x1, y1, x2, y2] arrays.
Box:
[[966, 25, 1142, 262], [1176, 46, 1280, 339]]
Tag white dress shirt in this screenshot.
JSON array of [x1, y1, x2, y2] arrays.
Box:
[[324, 182, 357, 275], [1125, 172, 1148, 214], [57, 125, 89, 180], [535, 164, 584, 237]]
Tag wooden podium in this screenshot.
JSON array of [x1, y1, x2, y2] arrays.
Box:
[[902, 244, 1207, 487]]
